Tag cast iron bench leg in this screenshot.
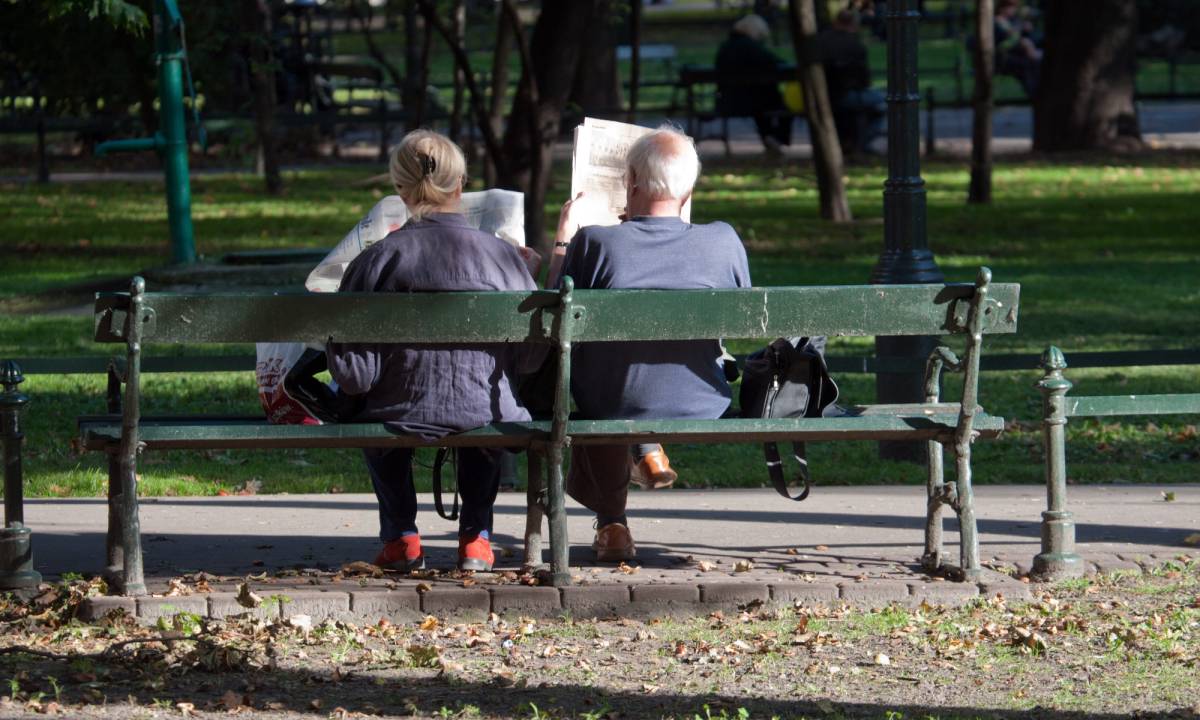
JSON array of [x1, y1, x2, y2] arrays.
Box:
[[523, 448, 545, 569], [117, 279, 147, 596]]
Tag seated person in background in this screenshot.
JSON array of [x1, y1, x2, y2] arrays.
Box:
[[328, 130, 540, 573], [818, 9, 886, 155], [994, 0, 1041, 97], [715, 14, 792, 156], [548, 126, 751, 562]]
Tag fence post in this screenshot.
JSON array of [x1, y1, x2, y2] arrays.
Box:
[[0, 360, 43, 590], [1031, 346, 1084, 580]]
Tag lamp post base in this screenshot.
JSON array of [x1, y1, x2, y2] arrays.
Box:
[[0, 523, 42, 590]]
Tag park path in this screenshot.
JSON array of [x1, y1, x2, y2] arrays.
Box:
[[24, 484, 1197, 621], [6, 100, 1199, 185]]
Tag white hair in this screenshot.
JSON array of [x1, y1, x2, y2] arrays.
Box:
[[732, 14, 770, 42], [625, 125, 700, 202]]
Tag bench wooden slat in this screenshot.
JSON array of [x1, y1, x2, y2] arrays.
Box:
[[1065, 393, 1200, 418], [94, 290, 560, 345], [569, 284, 1019, 340], [79, 406, 1001, 451], [94, 283, 1018, 345], [80, 419, 552, 450]]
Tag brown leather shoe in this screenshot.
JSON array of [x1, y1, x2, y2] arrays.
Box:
[[630, 449, 678, 490], [592, 523, 636, 563]]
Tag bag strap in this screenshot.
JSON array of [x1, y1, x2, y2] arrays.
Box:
[[763, 441, 811, 501], [432, 448, 459, 520]]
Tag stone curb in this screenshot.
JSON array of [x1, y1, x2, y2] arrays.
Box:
[[81, 580, 1042, 623]]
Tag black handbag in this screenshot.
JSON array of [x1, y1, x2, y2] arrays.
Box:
[[738, 336, 840, 500]]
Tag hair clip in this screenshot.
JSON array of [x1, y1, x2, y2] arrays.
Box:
[[419, 154, 437, 177]]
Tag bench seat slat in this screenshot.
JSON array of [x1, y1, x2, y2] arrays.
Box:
[[78, 407, 1002, 451], [1065, 393, 1200, 418]]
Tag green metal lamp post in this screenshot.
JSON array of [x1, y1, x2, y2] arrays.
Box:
[[871, 0, 944, 460], [96, 0, 196, 265]]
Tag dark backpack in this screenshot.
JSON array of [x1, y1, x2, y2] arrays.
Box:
[[738, 336, 840, 500]]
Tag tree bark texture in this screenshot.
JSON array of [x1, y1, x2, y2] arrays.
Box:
[[787, 0, 852, 222], [416, 0, 508, 182], [627, 0, 643, 122], [484, 6, 513, 186], [568, 0, 621, 117], [968, 0, 994, 204], [1033, 0, 1142, 152], [403, 0, 424, 132], [502, 0, 609, 252], [449, 0, 467, 142], [243, 0, 281, 195]]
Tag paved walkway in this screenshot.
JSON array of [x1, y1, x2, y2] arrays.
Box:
[[6, 101, 1199, 185], [23, 485, 1196, 622]]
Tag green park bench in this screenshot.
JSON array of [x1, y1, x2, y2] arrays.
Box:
[[676, 65, 806, 156], [1031, 345, 1200, 581], [74, 268, 1018, 596]]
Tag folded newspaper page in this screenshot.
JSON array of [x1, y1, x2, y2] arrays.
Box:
[[305, 188, 525, 293], [569, 117, 692, 228]]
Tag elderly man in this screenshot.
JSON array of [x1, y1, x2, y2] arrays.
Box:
[[549, 126, 751, 561]]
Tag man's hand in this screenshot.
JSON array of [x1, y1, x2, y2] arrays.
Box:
[[555, 191, 587, 246]]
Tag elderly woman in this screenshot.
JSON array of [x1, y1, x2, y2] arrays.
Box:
[[327, 130, 539, 572]]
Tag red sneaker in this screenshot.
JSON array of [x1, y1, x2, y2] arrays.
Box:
[[373, 535, 424, 572], [458, 535, 494, 572]]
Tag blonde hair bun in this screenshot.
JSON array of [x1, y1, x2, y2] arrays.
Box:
[[389, 130, 467, 219]]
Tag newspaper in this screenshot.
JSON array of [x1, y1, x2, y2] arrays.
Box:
[[569, 117, 692, 228], [305, 188, 525, 293]]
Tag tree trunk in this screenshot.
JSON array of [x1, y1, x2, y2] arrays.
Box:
[[787, 0, 852, 222], [1033, 0, 1141, 152], [449, 0, 467, 142], [627, 0, 642, 122], [416, 0, 508, 182], [403, 0, 424, 132], [968, 0, 994, 204], [568, 0, 621, 117], [502, 0, 605, 252], [243, 0, 281, 195], [484, 6, 513, 186]]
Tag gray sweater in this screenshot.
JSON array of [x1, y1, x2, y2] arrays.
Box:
[[327, 212, 540, 439]]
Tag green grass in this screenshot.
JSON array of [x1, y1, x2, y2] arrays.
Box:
[[1, 154, 1199, 497]]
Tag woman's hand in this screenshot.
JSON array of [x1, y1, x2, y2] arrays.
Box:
[[517, 246, 543, 279]]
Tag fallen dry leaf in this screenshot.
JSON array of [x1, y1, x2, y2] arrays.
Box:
[[340, 561, 384, 578], [874, 653, 891, 666], [1183, 533, 1200, 547], [176, 702, 195, 717], [733, 560, 755, 573], [697, 561, 716, 572]]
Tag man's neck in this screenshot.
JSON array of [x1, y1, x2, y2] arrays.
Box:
[[629, 198, 683, 218]]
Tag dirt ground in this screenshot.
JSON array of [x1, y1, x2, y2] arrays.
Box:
[[1, 559, 1198, 720]]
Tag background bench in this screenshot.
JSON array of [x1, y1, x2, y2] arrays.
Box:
[[676, 65, 805, 155], [81, 269, 1018, 595]]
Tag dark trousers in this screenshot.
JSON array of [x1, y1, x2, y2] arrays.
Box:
[[754, 113, 793, 147], [363, 447, 502, 542], [568, 444, 632, 523]]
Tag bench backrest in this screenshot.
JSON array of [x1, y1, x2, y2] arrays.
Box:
[[569, 282, 1019, 342], [94, 290, 561, 345], [94, 275, 1019, 346]]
